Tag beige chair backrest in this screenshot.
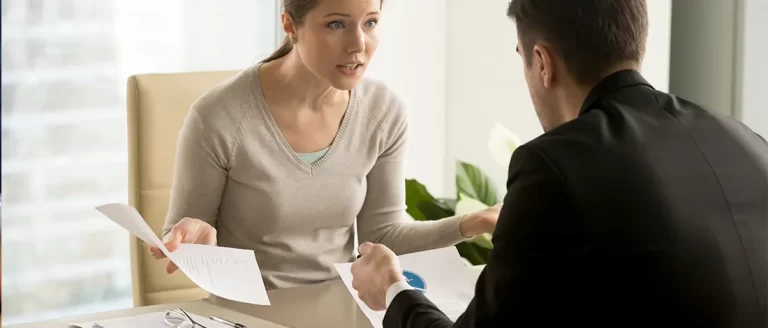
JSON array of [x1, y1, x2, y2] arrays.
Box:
[[126, 70, 238, 306]]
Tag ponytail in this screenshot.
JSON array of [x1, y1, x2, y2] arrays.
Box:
[[261, 36, 294, 63]]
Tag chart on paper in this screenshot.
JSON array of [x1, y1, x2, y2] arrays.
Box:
[[95, 203, 271, 305], [334, 247, 474, 328]]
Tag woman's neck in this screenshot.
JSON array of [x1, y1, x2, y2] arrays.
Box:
[[262, 52, 348, 111]]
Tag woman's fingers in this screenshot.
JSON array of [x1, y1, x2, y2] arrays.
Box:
[[150, 218, 217, 274], [148, 245, 166, 259], [166, 260, 179, 274]]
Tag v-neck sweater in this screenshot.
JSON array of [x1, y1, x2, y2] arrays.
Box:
[[163, 63, 468, 290]]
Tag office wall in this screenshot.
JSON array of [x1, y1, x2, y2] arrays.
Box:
[[669, 0, 740, 118], [366, 0, 448, 195], [740, 0, 768, 137], [669, 0, 766, 137], [444, 0, 673, 198]]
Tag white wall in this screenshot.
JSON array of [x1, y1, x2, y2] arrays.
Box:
[[444, 0, 673, 198], [643, 0, 673, 93], [740, 0, 768, 137], [181, 0, 278, 68], [444, 0, 540, 199], [667, 0, 766, 138], [668, 0, 740, 118], [366, 0, 448, 196]]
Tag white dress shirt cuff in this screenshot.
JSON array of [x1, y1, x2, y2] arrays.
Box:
[[386, 280, 414, 308]]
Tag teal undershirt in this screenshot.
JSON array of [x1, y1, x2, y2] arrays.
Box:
[[297, 147, 329, 164]]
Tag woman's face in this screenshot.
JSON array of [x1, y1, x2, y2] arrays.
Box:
[[291, 0, 381, 90]]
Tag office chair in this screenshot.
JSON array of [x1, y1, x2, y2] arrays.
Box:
[[126, 70, 237, 306]]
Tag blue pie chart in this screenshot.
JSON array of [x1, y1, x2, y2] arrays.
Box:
[[402, 270, 426, 292]]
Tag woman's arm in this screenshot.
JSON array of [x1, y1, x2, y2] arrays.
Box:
[[162, 104, 233, 240], [356, 115, 469, 255]]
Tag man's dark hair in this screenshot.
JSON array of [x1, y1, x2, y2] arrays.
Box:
[[507, 0, 648, 85]]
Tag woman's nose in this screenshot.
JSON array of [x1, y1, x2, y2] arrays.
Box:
[[346, 29, 366, 53]]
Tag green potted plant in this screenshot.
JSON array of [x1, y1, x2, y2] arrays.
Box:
[[405, 122, 521, 266]]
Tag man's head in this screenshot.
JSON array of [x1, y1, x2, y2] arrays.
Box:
[[507, 0, 649, 131]]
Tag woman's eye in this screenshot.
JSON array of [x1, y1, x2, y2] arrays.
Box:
[[328, 21, 344, 29], [364, 20, 377, 28]]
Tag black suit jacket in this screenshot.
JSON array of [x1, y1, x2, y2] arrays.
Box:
[[384, 70, 768, 328]]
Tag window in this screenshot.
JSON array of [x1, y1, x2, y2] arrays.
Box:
[[1, 0, 280, 324]]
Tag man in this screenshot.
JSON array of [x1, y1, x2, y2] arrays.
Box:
[[351, 0, 768, 327]]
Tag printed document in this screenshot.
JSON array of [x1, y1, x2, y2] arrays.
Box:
[[334, 246, 475, 328], [69, 310, 231, 328], [95, 203, 270, 305]]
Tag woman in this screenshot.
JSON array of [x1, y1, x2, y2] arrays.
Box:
[[150, 0, 500, 290]]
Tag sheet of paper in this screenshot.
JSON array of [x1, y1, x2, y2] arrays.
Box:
[[334, 246, 475, 328], [95, 203, 270, 305], [95, 202, 168, 254], [69, 310, 231, 328]]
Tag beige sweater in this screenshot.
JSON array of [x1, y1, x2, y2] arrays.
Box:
[[163, 63, 467, 289]]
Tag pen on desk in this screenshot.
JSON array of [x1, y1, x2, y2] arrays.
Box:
[[210, 315, 247, 328]]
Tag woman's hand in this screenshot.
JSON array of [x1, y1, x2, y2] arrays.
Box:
[[148, 217, 217, 274], [459, 203, 502, 238]]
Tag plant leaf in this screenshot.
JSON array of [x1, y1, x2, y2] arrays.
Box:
[[405, 179, 436, 221], [471, 233, 494, 249], [455, 194, 488, 216], [436, 198, 457, 212], [417, 200, 452, 221], [488, 122, 522, 169], [455, 242, 483, 265], [455, 241, 490, 265], [456, 161, 499, 207], [432, 199, 456, 217]]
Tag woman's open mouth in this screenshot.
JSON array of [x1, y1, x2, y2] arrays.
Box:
[[337, 63, 362, 76]]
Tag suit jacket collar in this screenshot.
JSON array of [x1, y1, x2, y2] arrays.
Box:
[[578, 69, 654, 115]]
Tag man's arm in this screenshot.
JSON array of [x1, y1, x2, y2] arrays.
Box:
[[383, 144, 586, 328]]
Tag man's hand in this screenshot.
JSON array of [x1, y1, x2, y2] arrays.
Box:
[[351, 242, 405, 311], [460, 203, 502, 237]]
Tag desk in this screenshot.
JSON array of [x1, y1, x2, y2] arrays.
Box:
[[7, 265, 486, 328], [5, 299, 289, 328], [211, 266, 483, 328]]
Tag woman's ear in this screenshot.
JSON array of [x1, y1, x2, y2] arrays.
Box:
[[281, 13, 297, 41]]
